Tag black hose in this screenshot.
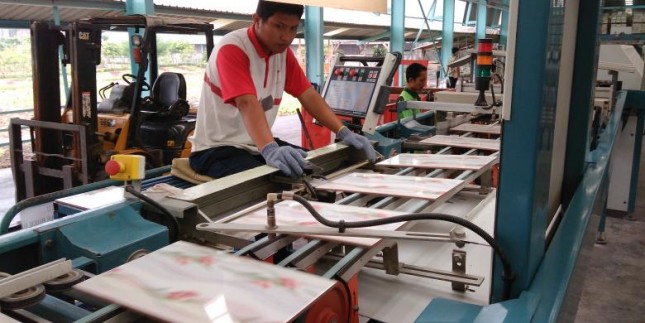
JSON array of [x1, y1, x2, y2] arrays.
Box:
[[494, 72, 504, 94], [302, 179, 318, 200], [278, 193, 515, 301], [125, 185, 180, 242]]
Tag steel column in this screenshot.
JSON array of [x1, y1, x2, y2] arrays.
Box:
[[125, 0, 154, 16], [304, 6, 324, 87], [441, 0, 455, 80], [390, 0, 405, 53], [476, 0, 487, 41], [125, 0, 154, 76], [494, 0, 553, 300], [391, 0, 405, 85]]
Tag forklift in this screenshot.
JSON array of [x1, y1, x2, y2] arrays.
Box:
[[9, 15, 214, 201]]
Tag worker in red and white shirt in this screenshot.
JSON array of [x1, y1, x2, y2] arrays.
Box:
[[190, 0, 376, 178]]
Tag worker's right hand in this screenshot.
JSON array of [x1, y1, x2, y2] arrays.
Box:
[[260, 142, 307, 178]]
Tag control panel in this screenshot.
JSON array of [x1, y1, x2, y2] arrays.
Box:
[[323, 66, 382, 117]]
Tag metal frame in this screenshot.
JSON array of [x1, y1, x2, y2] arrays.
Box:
[[9, 118, 90, 202], [441, 0, 455, 79], [305, 6, 324, 87]]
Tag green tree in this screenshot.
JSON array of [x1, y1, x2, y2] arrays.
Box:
[[372, 45, 386, 57], [102, 41, 128, 58], [0, 37, 31, 77]]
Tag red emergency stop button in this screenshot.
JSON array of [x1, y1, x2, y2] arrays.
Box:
[[334, 69, 342, 76], [105, 160, 123, 176], [349, 69, 357, 77]]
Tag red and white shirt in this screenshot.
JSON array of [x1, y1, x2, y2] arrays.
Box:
[[192, 26, 311, 153]]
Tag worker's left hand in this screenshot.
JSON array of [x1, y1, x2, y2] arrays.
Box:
[[336, 126, 377, 163]]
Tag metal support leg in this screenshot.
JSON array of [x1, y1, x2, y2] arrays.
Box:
[[596, 199, 608, 245], [382, 244, 400, 275], [452, 249, 467, 292]]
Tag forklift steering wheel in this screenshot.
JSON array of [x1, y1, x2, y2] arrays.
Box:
[[122, 73, 150, 91]]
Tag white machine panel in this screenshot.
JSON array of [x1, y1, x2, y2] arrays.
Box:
[[607, 114, 638, 212]]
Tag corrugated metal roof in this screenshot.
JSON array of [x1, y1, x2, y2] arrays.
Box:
[[0, 4, 120, 22], [0, 1, 125, 25], [0, 0, 496, 43]]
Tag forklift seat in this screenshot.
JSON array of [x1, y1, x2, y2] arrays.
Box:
[[170, 158, 214, 184], [142, 72, 190, 119]]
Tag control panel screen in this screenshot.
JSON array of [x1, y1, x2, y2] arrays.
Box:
[[323, 67, 380, 117]]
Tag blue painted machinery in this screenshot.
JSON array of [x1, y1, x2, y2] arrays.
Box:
[[0, 92, 637, 321], [0, 204, 168, 276], [0, 0, 636, 321]]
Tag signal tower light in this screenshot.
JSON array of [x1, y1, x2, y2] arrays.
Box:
[[475, 38, 493, 107]]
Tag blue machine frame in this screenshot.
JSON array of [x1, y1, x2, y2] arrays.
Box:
[[0, 0, 636, 321], [416, 90, 641, 322]]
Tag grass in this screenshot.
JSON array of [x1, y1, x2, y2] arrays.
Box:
[[0, 64, 301, 114], [0, 64, 303, 147]]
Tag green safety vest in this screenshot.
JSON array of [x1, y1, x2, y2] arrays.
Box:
[[398, 88, 421, 119]]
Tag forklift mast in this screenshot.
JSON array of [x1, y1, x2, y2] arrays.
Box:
[[30, 22, 64, 171], [69, 21, 103, 176]]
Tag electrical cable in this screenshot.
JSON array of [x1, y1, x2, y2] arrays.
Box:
[[302, 178, 318, 200], [125, 185, 180, 242], [275, 193, 516, 301], [494, 72, 504, 94], [481, 82, 501, 111]]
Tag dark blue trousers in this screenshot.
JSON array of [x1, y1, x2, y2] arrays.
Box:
[[189, 138, 304, 178]]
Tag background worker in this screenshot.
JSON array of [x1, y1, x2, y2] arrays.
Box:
[[190, 0, 376, 179], [398, 63, 428, 119], [447, 46, 460, 89]]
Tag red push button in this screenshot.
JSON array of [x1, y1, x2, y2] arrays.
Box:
[[105, 160, 123, 176]]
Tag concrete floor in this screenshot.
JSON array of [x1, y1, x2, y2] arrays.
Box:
[[0, 115, 643, 321], [573, 137, 645, 322]]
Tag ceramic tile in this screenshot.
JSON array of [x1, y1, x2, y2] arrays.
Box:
[[74, 241, 335, 323], [316, 173, 463, 201], [450, 123, 501, 135], [54, 186, 125, 210], [377, 153, 497, 170], [229, 200, 407, 246], [420, 135, 500, 151]]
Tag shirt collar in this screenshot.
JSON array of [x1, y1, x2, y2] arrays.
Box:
[[247, 25, 270, 58]]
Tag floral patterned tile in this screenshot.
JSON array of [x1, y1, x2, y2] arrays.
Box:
[[420, 135, 500, 151], [74, 241, 335, 322], [377, 153, 497, 170], [229, 200, 407, 247], [316, 173, 464, 201]]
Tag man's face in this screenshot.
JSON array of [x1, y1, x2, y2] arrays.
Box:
[[253, 12, 300, 54], [408, 72, 427, 92]]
